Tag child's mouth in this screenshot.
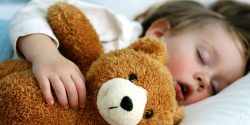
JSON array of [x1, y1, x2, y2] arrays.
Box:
[[180, 83, 188, 96], [174, 81, 190, 102]]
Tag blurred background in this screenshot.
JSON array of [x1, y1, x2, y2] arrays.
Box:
[[0, 0, 28, 20], [1, 0, 250, 20], [0, 0, 217, 20]]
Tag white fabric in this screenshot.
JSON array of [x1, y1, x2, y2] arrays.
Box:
[[9, 0, 142, 58]]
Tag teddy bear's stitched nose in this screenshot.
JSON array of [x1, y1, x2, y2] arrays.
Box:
[[120, 96, 133, 111]]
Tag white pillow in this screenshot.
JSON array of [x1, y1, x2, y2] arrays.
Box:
[[179, 73, 250, 125]]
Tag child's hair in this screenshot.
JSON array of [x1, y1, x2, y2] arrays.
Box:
[[135, 0, 250, 74]]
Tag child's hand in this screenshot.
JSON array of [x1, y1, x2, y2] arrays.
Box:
[[17, 34, 86, 110], [32, 52, 86, 110]]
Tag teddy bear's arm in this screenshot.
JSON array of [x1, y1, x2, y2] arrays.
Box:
[[47, 2, 103, 74]]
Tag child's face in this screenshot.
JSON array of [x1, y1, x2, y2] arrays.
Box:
[[145, 19, 246, 105]]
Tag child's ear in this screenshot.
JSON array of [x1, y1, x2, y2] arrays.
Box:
[[145, 18, 171, 38]]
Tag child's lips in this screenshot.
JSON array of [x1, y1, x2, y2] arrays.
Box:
[[174, 81, 184, 102]]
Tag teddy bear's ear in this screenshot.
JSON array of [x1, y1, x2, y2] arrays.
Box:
[[128, 37, 168, 64], [47, 3, 103, 74]]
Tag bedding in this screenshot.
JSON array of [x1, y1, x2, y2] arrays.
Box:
[[0, 1, 27, 61], [0, 19, 13, 62], [0, 0, 250, 124], [0, 3, 26, 20]]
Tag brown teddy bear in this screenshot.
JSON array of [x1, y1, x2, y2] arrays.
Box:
[[0, 2, 183, 125]]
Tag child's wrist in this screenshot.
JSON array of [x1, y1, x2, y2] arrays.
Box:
[[18, 34, 59, 62]]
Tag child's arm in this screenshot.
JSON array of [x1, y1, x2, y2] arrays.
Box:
[[10, 0, 86, 109]]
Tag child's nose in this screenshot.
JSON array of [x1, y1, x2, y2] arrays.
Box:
[[194, 72, 210, 91]]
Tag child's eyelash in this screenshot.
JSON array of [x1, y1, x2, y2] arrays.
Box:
[[197, 49, 205, 65]]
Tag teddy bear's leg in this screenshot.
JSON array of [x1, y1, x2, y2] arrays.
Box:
[[0, 60, 31, 80], [0, 69, 78, 124]]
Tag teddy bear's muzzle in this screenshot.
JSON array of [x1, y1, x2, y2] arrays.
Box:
[[97, 78, 148, 125]]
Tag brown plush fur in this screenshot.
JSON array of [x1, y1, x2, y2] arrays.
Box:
[[47, 2, 103, 74], [0, 2, 183, 124]]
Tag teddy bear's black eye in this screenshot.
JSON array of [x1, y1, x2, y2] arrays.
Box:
[[143, 109, 154, 119], [128, 73, 137, 82]]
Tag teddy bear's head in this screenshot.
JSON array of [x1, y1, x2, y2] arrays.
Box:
[[87, 37, 182, 125]]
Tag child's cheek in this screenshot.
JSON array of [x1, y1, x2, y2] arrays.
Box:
[[167, 53, 196, 78]]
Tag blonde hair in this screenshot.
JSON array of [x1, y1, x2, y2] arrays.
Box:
[[135, 0, 250, 74]]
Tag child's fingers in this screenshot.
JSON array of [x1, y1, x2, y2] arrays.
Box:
[[75, 67, 86, 83], [49, 76, 69, 109], [60, 76, 78, 110], [72, 71, 86, 108], [36, 76, 54, 105]]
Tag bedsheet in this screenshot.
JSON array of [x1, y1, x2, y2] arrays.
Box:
[[0, 1, 27, 61], [0, 19, 13, 61]]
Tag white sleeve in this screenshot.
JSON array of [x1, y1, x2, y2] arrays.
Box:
[[10, 0, 142, 58], [9, 0, 66, 58]]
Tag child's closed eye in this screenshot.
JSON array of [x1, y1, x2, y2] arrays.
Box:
[[197, 49, 205, 65], [197, 48, 213, 66]]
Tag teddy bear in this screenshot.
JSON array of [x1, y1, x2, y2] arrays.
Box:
[[0, 2, 183, 125]]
